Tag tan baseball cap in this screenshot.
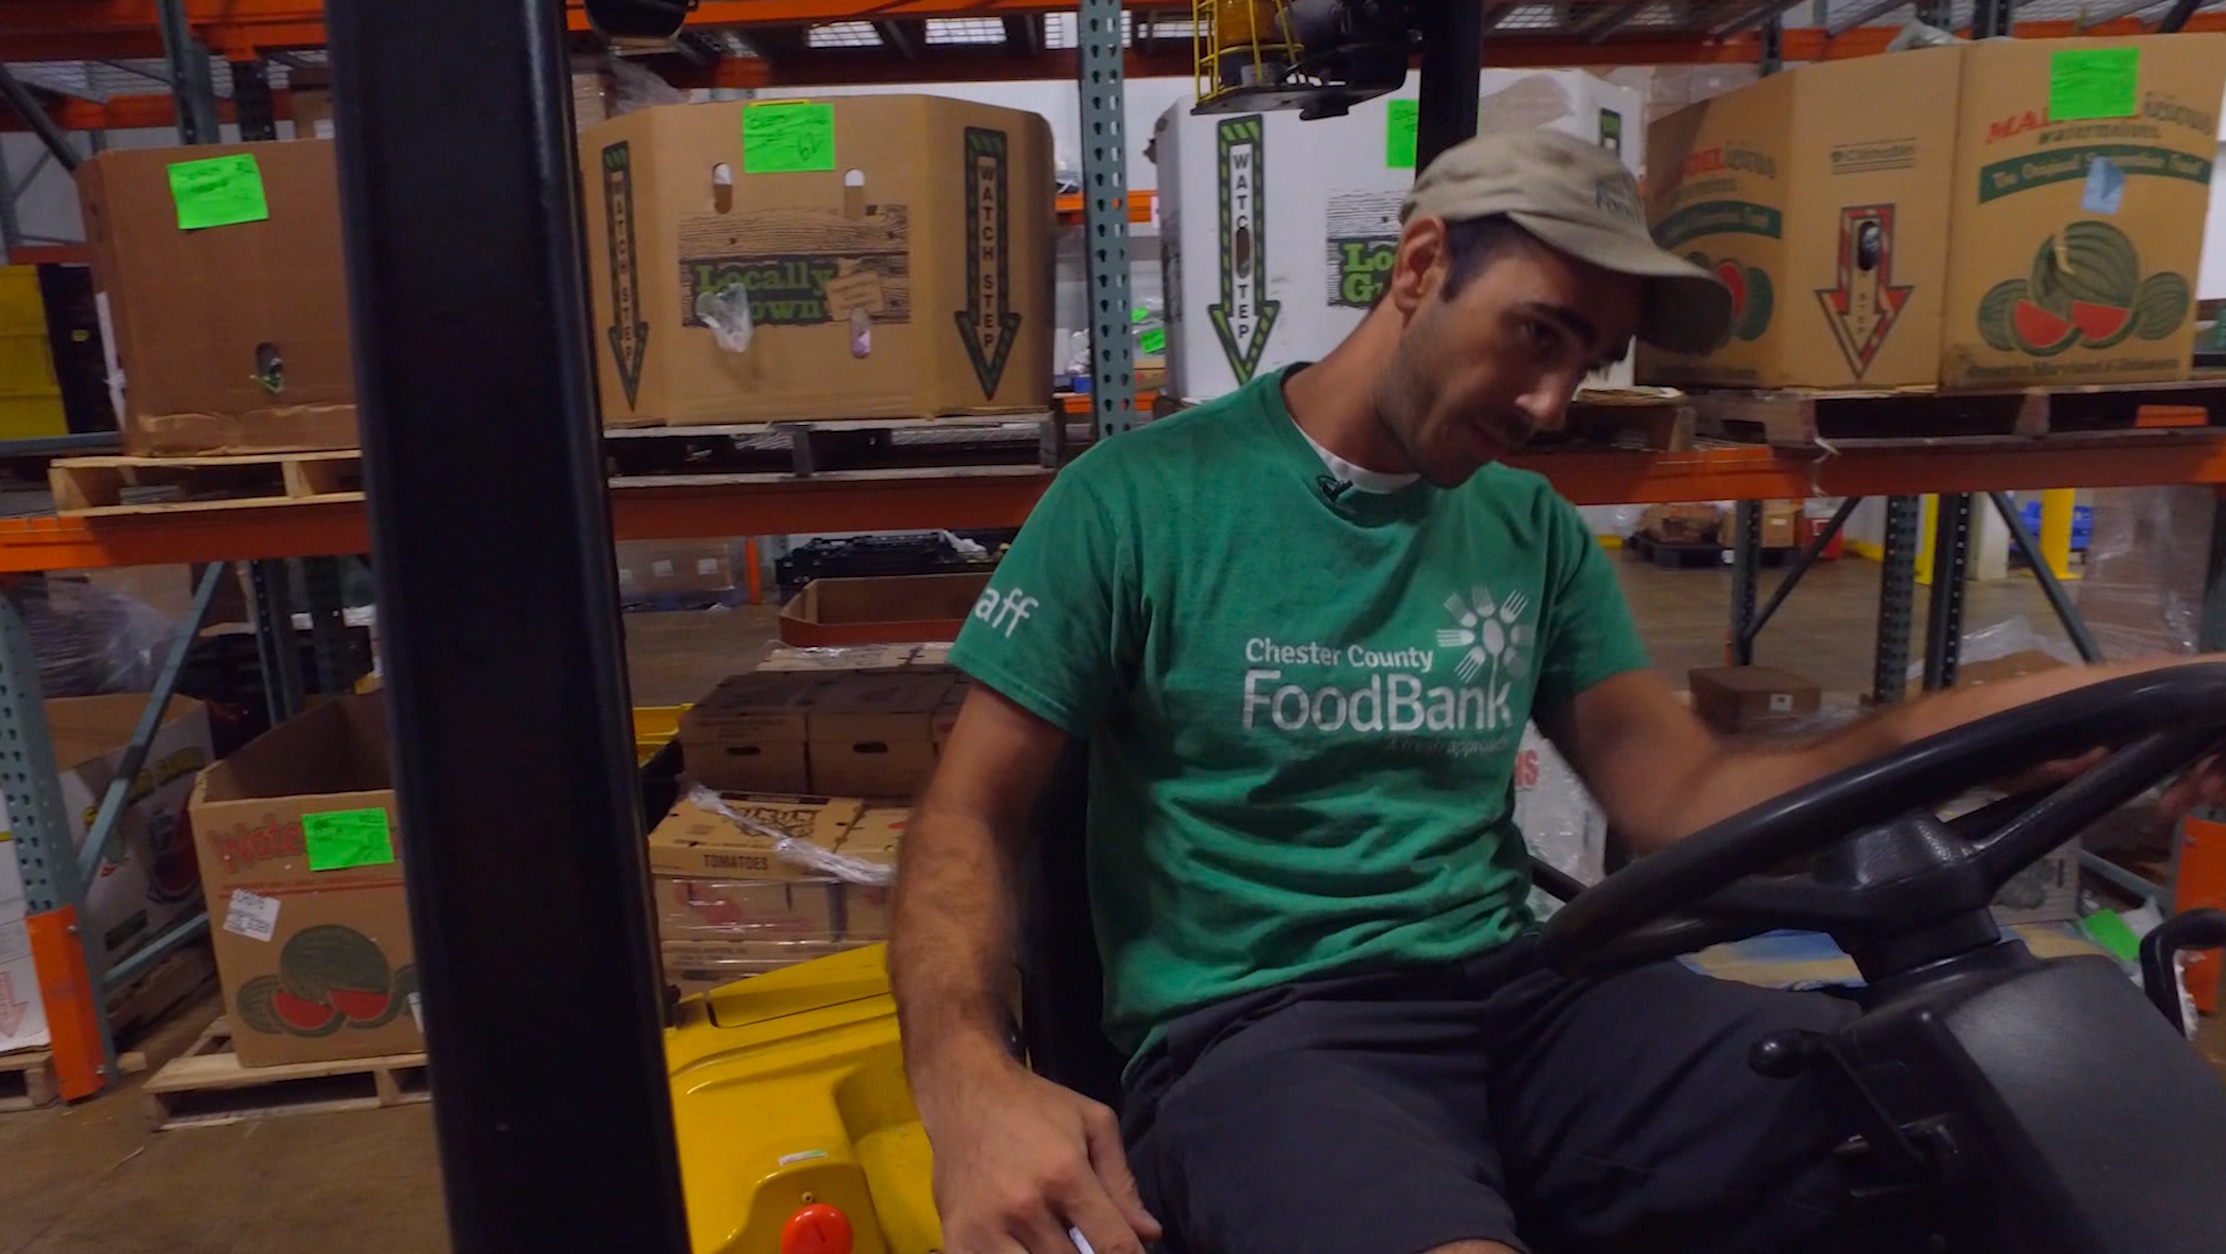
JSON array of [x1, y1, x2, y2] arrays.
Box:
[[1400, 128, 1733, 355]]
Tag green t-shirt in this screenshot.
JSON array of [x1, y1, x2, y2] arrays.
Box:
[[950, 368, 1648, 1058]]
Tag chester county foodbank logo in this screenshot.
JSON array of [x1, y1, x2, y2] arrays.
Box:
[[1438, 587, 1533, 684]]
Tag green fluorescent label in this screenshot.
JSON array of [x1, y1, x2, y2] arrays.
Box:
[[1977, 144, 2211, 203], [303, 808, 396, 872], [743, 102, 836, 174], [2049, 48, 2139, 123], [167, 154, 270, 231], [1386, 100, 1418, 169], [1654, 200, 1784, 249]]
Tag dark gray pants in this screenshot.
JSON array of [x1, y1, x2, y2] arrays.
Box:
[[1121, 940, 1920, 1254]]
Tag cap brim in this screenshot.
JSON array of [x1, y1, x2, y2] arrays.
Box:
[[1510, 212, 1736, 356]]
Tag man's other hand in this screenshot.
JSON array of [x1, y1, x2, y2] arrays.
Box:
[[922, 1057, 1162, 1254], [2161, 752, 2226, 824]]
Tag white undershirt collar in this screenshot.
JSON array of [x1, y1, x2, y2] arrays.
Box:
[[1294, 420, 1420, 495]]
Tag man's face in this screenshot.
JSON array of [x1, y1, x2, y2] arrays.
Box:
[[1371, 219, 1642, 487]]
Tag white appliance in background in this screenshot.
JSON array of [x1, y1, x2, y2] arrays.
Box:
[[1155, 69, 1648, 404]]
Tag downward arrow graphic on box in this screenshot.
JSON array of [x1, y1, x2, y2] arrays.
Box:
[[1209, 115, 1280, 385]]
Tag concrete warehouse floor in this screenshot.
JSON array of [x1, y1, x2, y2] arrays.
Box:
[[3, 555, 2222, 1254]]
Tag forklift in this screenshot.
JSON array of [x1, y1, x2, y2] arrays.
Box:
[[320, 1, 2226, 1252]]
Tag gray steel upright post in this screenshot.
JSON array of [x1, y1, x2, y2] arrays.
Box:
[[302, 557, 356, 694], [1078, 0, 1136, 441], [1873, 495, 1922, 705], [156, 0, 221, 145], [1729, 500, 1761, 666], [229, 58, 279, 143], [249, 559, 304, 723], [1922, 493, 1973, 691], [0, 593, 112, 1077]]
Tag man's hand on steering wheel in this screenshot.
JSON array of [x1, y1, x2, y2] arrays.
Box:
[[1543, 663, 2226, 980], [2158, 750, 2226, 822], [1995, 710, 2226, 820]]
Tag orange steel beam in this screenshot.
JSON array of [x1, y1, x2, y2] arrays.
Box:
[[8, 244, 88, 264], [0, 90, 304, 134], [26, 907, 104, 1100], [2177, 816, 2226, 1016], [10, 438, 2226, 571]]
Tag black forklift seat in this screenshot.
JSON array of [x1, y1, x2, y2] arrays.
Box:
[[1017, 741, 1127, 1106]]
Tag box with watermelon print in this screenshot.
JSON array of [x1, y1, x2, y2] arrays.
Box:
[[1942, 36, 2226, 388], [1639, 48, 1964, 389], [188, 695, 420, 1068], [1640, 35, 2224, 390]]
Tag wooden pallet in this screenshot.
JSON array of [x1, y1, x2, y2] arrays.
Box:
[[142, 1018, 428, 1131], [604, 412, 1084, 478], [1696, 378, 2226, 447], [1535, 389, 1698, 452], [49, 450, 362, 516], [0, 1048, 57, 1112]]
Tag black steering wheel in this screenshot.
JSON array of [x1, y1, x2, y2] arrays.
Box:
[[1541, 663, 2226, 982]]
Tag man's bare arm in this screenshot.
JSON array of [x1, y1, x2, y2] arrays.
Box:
[[1540, 657, 2226, 856], [891, 683, 1068, 1089], [890, 684, 1161, 1254]]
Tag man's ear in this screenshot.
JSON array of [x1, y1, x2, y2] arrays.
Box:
[[1389, 215, 1450, 316]]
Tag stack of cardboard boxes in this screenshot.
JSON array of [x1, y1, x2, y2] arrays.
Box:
[[649, 645, 959, 992], [649, 792, 904, 995], [614, 539, 749, 605], [73, 91, 1058, 459], [1642, 35, 2226, 390], [679, 663, 965, 798], [1634, 501, 1802, 551]]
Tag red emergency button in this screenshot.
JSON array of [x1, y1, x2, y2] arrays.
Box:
[[781, 1202, 854, 1254]]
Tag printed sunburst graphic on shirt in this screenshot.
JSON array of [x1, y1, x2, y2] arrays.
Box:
[[1438, 587, 1534, 685]]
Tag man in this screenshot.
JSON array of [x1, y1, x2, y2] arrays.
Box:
[[888, 129, 2223, 1254]]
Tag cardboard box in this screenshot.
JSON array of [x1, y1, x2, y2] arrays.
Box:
[[756, 642, 922, 673], [616, 539, 744, 598], [1717, 500, 1800, 549], [290, 88, 335, 140], [777, 572, 993, 648], [1159, 70, 1645, 401], [580, 95, 1057, 426], [1641, 37, 2225, 389], [837, 807, 906, 939], [645, 792, 864, 879], [188, 696, 419, 1068], [1956, 648, 2069, 687], [1689, 665, 1823, 734], [43, 695, 214, 966], [77, 141, 356, 453], [680, 671, 829, 793], [1639, 502, 1722, 546], [808, 672, 957, 799], [656, 875, 838, 939], [1939, 37, 2224, 388]]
